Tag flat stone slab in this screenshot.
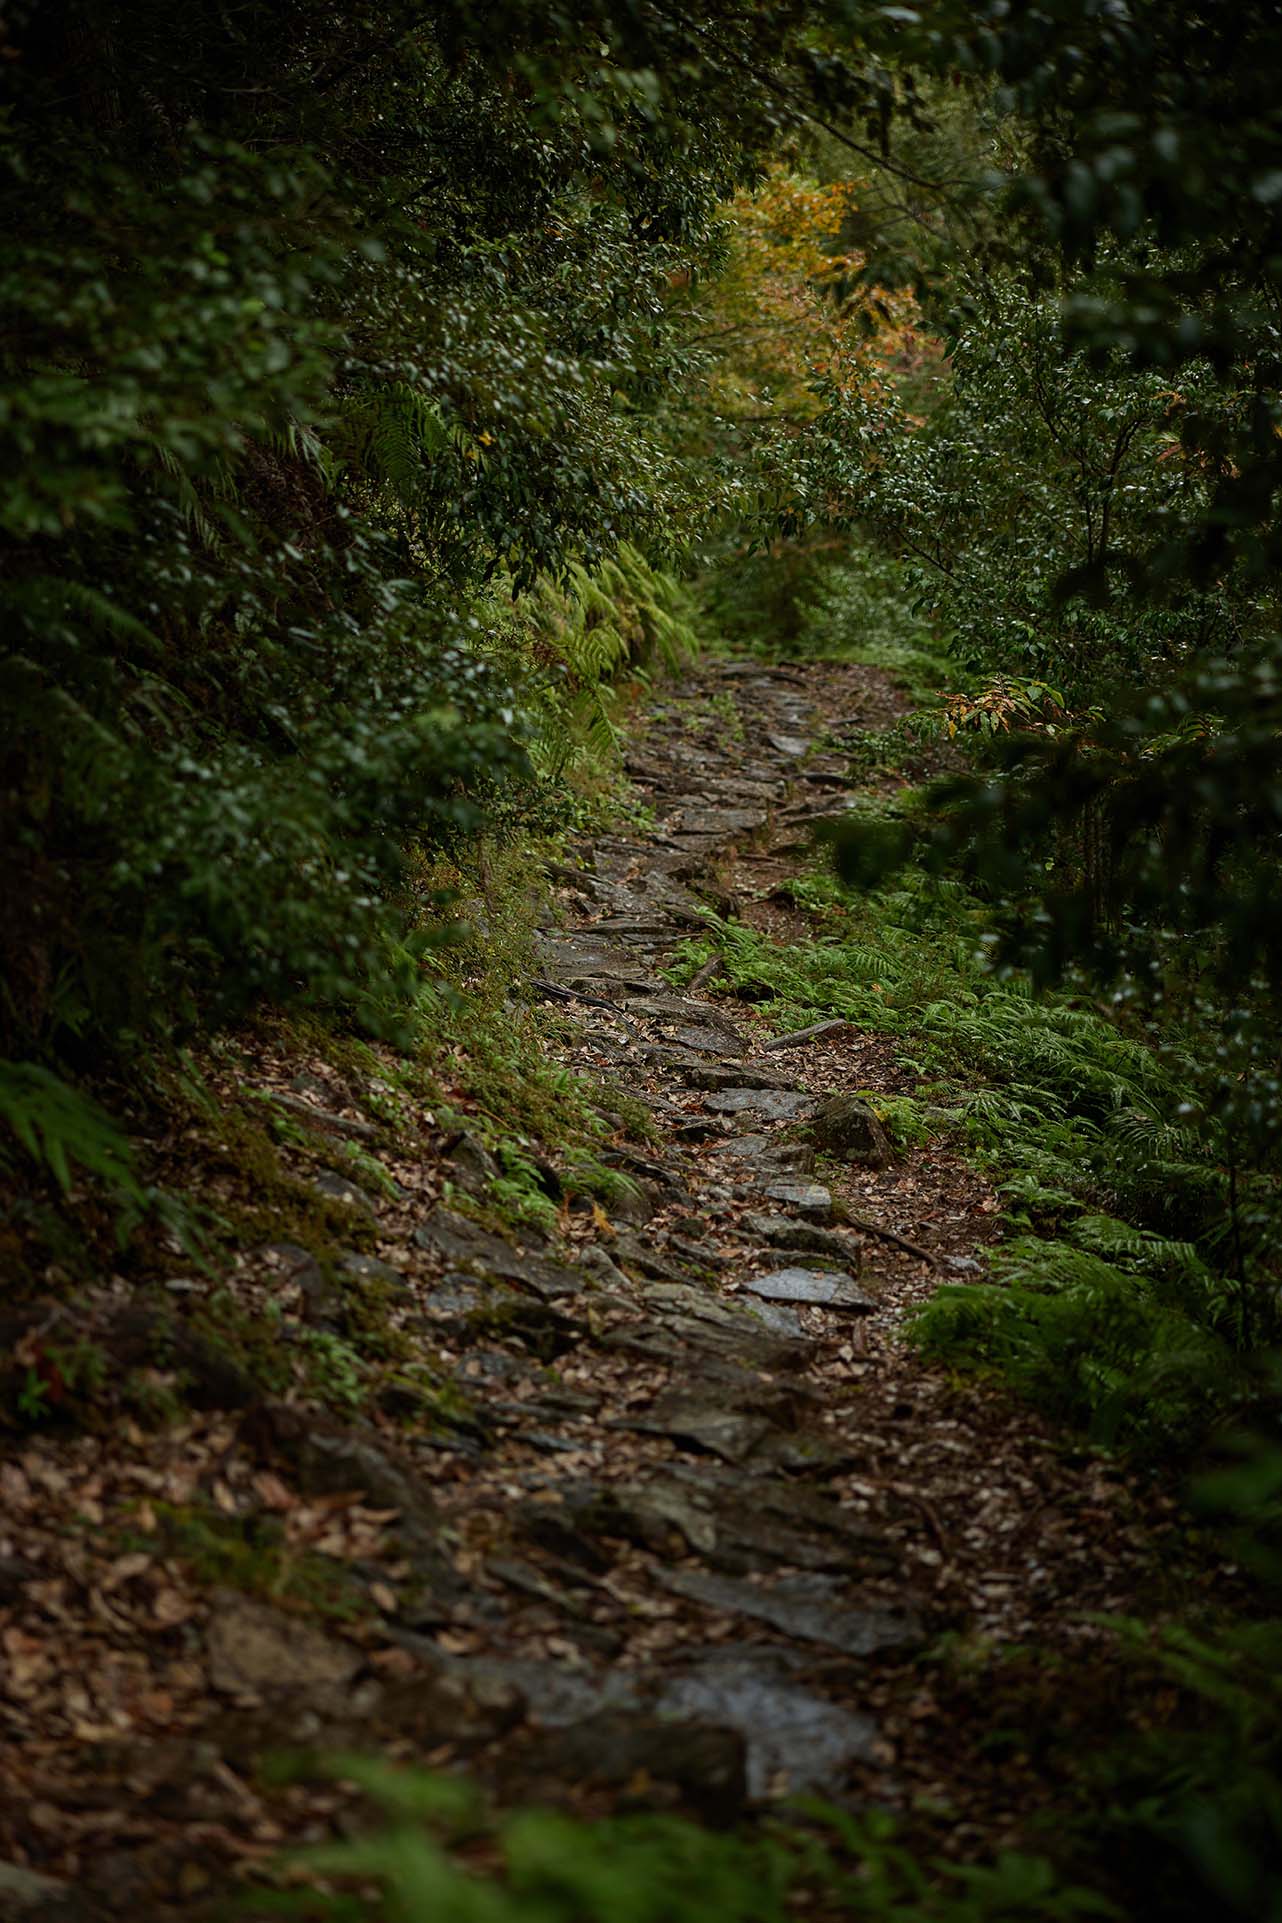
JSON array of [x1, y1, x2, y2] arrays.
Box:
[[767, 733, 810, 757], [682, 1064, 798, 1092], [703, 1088, 814, 1120], [628, 1398, 775, 1464], [658, 1568, 923, 1657], [762, 1181, 833, 1219], [536, 934, 647, 980], [671, 1024, 747, 1054], [632, 996, 743, 1034], [413, 1208, 583, 1300], [675, 807, 768, 835], [744, 1300, 807, 1338], [711, 1136, 815, 1174], [742, 1214, 863, 1264], [744, 1268, 876, 1313], [656, 1653, 878, 1798]]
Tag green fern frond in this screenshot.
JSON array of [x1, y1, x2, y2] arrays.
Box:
[[0, 1062, 144, 1202]]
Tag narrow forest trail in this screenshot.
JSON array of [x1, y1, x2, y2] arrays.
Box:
[[431, 653, 1172, 1839], [0, 655, 1180, 1921]]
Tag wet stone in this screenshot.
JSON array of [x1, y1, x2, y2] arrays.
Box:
[[658, 1568, 923, 1657], [763, 1181, 832, 1220], [443, 1129, 500, 1196], [313, 1169, 379, 1216], [632, 995, 743, 1035], [671, 1024, 747, 1054], [703, 1087, 815, 1121], [338, 1249, 408, 1289], [744, 1268, 877, 1313], [742, 1214, 863, 1264], [745, 1300, 807, 1338], [809, 1095, 893, 1168], [628, 1395, 776, 1464], [413, 1208, 583, 1301], [675, 806, 767, 835], [711, 1136, 816, 1175], [656, 1652, 878, 1799]]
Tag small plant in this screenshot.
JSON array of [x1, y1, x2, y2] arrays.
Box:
[[299, 1330, 367, 1409], [253, 1758, 1117, 1923]]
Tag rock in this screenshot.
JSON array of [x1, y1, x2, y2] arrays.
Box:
[[675, 806, 767, 835], [413, 1208, 583, 1300], [657, 1569, 922, 1657], [206, 1591, 362, 1695], [763, 1181, 832, 1220], [667, 1234, 732, 1268], [767, 734, 809, 757], [607, 1463, 892, 1578], [808, 1096, 892, 1168], [576, 1243, 631, 1289], [682, 1063, 797, 1092], [244, 1404, 453, 1585], [744, 1301, 807, 1338], [0, 1864, 70, 1919], [422, 1273, 502, 1325], [672, 1023, 749, 1054], [610, 1233, 690, 1283], [338, 1249, 408, 1288], [296, 1428, 436, 1520], [517, 1711, 747, 1824], [761, 1020, 854, 1052], [603, 1180, 658, 1227], [742, 1214, 863, 1265], [945, 1254, 983, 1274], [536, 933, 653, 987], [703, 1088, 815, 1121], [630, 1281, 810, 1371], [255, 1242, 345, 1326], [744, 1268, 877, 1313], [656, 1653, 878, 1798], [255, 1088, 379, 1140], [760, 1247, 858, 1275], [443, 1129, 500, 1197], [313, 1169, 379, 1215], [629, 1395, 775, 1464], [451, 1655, 640, 1727], [711, 1136, 816, 1175]]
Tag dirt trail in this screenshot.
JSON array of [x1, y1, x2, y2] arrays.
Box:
[[0, 657, 1172, 1917]]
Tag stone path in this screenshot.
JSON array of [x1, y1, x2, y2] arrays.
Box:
[[351, 657, 1164, 1835], [0, 655, 1173, 1917]]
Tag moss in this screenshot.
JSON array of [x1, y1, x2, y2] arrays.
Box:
[[138, 1501, 368, 1620]]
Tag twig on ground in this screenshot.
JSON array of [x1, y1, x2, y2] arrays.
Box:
[[847, 1213, 940, 1269], [687, 953, 723, 993]]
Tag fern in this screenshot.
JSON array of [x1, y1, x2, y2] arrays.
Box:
[[911, 1238, 1245, 1454], [0, 1062, 145, 1203]]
